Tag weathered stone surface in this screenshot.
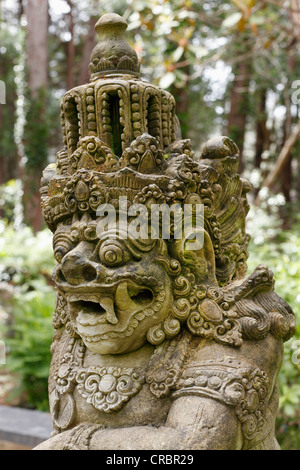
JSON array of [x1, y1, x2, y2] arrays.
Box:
[[0, 405, 52, 448], [35, 13, 296, 451]]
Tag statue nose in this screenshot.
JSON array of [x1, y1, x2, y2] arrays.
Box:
[[60, 251, 98, 285]]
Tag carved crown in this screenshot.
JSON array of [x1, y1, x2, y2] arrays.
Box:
[[60, 13, 178, 161]]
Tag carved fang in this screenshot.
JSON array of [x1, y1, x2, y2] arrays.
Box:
[[115, 282, 136, 312], [99, 297, 118, 324]]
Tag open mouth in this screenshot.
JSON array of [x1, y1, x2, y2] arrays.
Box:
[[68, 281, 154, 330], [71, 300, 109, 325]]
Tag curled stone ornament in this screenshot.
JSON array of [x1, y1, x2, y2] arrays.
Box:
[[76, 366, 145, 413]]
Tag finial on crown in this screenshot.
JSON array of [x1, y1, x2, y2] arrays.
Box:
[[89, 13, 140, 79]]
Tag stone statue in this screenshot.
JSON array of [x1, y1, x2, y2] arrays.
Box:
[[35, 13, 296, 450]]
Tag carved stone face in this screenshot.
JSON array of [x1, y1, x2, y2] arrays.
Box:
[[42, 133, 257, 354], [53, 217, 173, 354]]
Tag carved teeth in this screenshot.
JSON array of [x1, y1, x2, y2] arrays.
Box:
[[77, 311, 106, 326], [68, 294, 102, 303], [74, 296, 118, 326], [99, 297, 118, 325]]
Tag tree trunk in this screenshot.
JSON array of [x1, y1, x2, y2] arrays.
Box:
[[225, 57, 252, 173], [254, 88, 269, 170], [78, 16, 97, 85], [280, 81, 293, 203], [23, 0, 49, 233], [280, 153, 292, 203], [278, 0, 299, 205], [66, 0, 75, 90], [0, 34, 18, 186], [25, 0, 48, 97], [173, 84, 189, 139], [289, 0, 300, 206], [291, 0, 300, 43], [0, 60, 4, 187], [255, 118, 300, 205], [171, 58, 190, 140]]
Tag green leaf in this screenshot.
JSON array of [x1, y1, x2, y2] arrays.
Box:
[[172, 46, 184, 63], [249, 14, 267, 25], [221, 12, 243, 29], [159, 72, 176, 89]]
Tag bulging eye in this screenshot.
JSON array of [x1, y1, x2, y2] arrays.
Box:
[[99, 241, 130, 267], [53, 233, 74, 263], [54, 246, 68, 263]]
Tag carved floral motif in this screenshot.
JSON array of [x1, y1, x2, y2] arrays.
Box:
[[76, 366, 145, 412]]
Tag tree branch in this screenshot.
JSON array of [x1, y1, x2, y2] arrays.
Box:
[[255, 119, 300, 205]]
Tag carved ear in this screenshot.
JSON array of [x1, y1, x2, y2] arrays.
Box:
[[171, 228, 217, 285], [40, 163, 58, 232]]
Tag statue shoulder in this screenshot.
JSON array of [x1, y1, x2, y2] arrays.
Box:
[[169, 335, 279, 448]]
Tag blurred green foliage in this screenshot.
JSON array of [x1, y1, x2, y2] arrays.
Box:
[[0, 179, 22, 224], [3, 284, 55, 410], [0, 213, 55, 411]]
